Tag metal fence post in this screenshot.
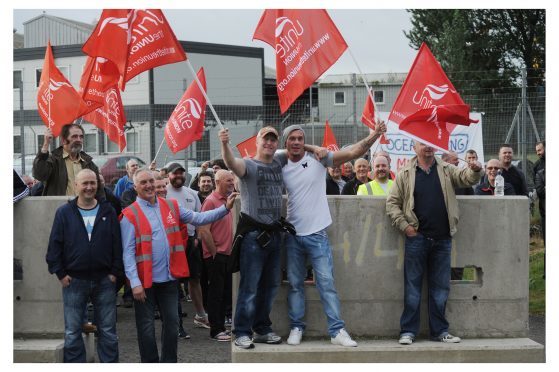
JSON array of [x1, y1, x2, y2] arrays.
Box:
[[521, 68, 527, 174]]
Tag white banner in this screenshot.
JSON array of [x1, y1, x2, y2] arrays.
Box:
[[372, 112, 484, 172]]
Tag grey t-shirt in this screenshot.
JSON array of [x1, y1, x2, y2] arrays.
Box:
[[240, 158, 283, 225]]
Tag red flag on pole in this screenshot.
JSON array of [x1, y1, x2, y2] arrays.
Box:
[[361, 91, 389, 144], [37, 42, 89, 137], [83, 87, 127, 152], [164, 68, 207, 154], [236, 135, 257, 158], [82, 9, 186, 90], [78, 56, 121, 113], [253, 9, 348, 113], [388, 43, 476, 151], [322, 121, 339, 151], [399, 104, 478, 152]]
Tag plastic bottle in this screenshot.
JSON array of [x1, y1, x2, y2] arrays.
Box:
[[495, 169, 504, 196]]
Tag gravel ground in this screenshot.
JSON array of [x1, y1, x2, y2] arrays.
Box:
[[116, 297, 231, 363]]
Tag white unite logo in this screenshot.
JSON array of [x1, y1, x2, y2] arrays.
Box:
[[274, 16, 304, 59]]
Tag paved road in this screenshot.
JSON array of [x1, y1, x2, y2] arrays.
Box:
[[114, 296, 544, 363]]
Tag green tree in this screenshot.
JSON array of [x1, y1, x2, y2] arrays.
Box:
[[404, 9, 545, 94]]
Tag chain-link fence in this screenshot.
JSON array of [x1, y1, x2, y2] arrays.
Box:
[[13, 68, 545, 187]]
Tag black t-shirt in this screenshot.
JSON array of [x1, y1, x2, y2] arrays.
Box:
[[413, 162, 450, 239], [501, 166, 528, 196]]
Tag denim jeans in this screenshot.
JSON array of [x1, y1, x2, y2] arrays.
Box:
[[286, 229, 344, 338], [400, 233, 452, 338], [133, 280, 178, 363], [233, 230, 281, 338], [62, 276, 118, 363]]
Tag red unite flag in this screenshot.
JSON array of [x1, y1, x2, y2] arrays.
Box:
[[164, 68, 207, 154], [388, 42, 477, 152], [236, 135, 257, 158], [82, 9, 186, 90], [361, 90, 389, 144], [253, 9, 348, 113], [84, 87, 127, 152], [78, 56, 121, 113], [37, 42, 89, 137], [322, 121, 339, 151]]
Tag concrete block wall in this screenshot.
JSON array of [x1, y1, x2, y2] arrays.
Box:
[[235, 196, 530, 339], [14, 196, 529, 339]]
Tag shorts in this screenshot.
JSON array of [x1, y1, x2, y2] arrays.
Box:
[[186, 236, 202, 279]]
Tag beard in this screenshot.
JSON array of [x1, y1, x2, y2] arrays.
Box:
[[70, 143, 82, 155], [170, 176, 185, 188]]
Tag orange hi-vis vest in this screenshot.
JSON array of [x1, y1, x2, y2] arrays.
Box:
[[122, 197, 189, 288]]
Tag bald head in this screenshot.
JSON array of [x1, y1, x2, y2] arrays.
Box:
[[75, 169, 97, 202], [75, 168, 97, 183], [373, 155, 389, 182], [442, 151, 459, 166]]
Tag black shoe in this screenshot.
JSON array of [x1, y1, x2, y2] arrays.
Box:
[[178, 326, 190, 339], [154, 310, 161, 320]]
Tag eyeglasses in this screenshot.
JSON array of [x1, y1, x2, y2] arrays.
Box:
[[486, 167, 501, 170]]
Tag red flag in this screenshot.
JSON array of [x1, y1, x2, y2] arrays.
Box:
[[164, 68, 207, 154], [236, 135, 257, 158], [399, 104, 478, 152], [78, 56, 121, 113], [84, 87, 127, 152], [253, 9, 347, 113], [389, 43, 476, 150], [322, 121, 339, 151], [37, 42, 89, 137], [82, 9, 186, 90], [361, 91, 389, 144]]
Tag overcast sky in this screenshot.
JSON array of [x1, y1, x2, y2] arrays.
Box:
[[12, 8, 417, 76]]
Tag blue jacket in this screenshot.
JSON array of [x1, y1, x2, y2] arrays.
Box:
[[46, 198, 124, 281]]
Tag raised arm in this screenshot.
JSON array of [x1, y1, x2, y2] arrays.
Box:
[[332, 120, 387, 167], [218, 128, 246, 178]]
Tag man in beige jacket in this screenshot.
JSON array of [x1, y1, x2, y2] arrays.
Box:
[[386, 141, 481, 345]]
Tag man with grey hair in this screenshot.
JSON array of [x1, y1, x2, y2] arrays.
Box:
[[121, 168, 238, 362], [277, 121, 386, 347], [114, 159, 139, 198]]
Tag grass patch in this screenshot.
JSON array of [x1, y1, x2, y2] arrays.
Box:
[[529, 238, 545, 315]]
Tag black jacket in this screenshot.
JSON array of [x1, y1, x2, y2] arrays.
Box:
[[501, 165, 528, 196], [33, 146, 104, 198], [341, 177, 371, 195], [326, 174, 342, 195], [474, 180, 515, 196], [46, 198, 123, 280]]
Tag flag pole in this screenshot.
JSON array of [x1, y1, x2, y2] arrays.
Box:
[[347, 47, 381, 124], [185, 60, 225, 130], [152, 137, 166, 164]]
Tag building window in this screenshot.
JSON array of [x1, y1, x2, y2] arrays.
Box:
[[374, 90, 385, 104], [106, 138, 119, 153], [13, 70, 23, 90], [334, 91, 345, 105], [14, 135, 22, 154], [84, 133, 97, 153], [126, 132, 138, 153], [36, 66, 69, 87]]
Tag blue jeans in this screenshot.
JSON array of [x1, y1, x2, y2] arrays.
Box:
[[62, 276, 118, 363], [233, 230, 281, 338], [286, 229, 344, 338], [133, 280, 178, 363], [400, 234, 452, 339]]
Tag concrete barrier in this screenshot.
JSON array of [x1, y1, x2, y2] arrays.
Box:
[[13, 196, 539, 362]]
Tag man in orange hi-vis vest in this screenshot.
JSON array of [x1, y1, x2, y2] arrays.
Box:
[[120, 168, 238, 363]]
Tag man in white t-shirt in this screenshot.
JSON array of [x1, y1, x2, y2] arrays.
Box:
[[166, 163, 210, 332], [275, 122, 386, 347]]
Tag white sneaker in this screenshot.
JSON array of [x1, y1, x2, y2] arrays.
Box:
[[287, 327, 303, 345], [331, 328, 357, 347]]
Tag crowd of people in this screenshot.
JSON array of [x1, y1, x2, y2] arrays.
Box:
[[12, 122, 544, 362]]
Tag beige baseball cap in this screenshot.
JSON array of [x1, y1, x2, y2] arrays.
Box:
[[257, 126, 279, 140]]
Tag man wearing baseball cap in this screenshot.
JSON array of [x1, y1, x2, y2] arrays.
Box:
[[219, 125, 288, 349]]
